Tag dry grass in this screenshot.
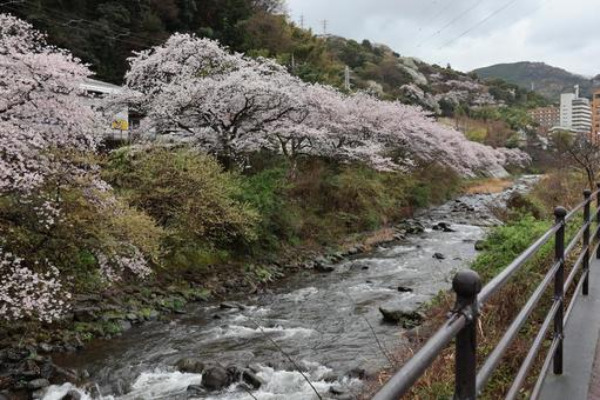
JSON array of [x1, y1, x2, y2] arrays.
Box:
[[365, 261, 560, 400], [464, 178, 513, 195]]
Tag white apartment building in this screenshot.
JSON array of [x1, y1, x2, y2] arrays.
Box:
[[572, 97, 593, 133], [560, 92, 575, 128], [559, 85, 592, 134]]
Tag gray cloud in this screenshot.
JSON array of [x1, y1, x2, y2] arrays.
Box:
[[286, 0, 598, 75]]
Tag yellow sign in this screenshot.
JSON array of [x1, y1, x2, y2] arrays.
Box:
[[111, 119, 129, 131]]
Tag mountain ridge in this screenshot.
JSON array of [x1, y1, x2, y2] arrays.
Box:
[[473, 61, 599, 101]]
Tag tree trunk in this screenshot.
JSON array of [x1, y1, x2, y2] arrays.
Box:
[[586, 167, 595, 191], [286, 157, 298, 181]]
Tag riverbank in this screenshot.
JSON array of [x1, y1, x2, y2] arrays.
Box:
[[0, 153, 470, 396], [0, 222, 412, 398], [366, 171, 589, 399], [0, 175, 539, 400]]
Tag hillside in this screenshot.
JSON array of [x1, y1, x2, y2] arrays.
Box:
[[474, 61, 598, 100], [0, 1, 549, 149]]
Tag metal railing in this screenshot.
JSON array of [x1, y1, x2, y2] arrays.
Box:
[[373, 186, 600, 400]]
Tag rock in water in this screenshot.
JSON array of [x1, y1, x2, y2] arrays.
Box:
[[202, 366, 230, 391], [175, 358, 205, 374], [379, 304, 425, 328], [242, 370, 264, 389], [27, 379, 49, 390], [474, 240, 486, 251], [219, 302, 244, 310], [186, 385, 205, 396], [315, 257, 335, 273], [315, 263, 335, 273], [63, 389, 83, 400], [329, 385, 349, 395], [433, 252, 446, 260]]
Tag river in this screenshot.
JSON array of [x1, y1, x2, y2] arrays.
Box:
[[42, 176, 539, 400]]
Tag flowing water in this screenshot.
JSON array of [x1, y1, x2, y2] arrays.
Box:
[[43, 176, 539, 400]]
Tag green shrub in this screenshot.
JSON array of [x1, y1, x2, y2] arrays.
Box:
[[238, 166, 300, 251], [103, 146, 259, 270], [472, 215, 552, 281], [505, 192, 545, 220]]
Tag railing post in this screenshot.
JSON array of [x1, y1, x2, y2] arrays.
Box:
[[584, 190, 592, 295], [597, 183, 600, 259], [453, 270, 482, 400], [553, 206, 567, 375]]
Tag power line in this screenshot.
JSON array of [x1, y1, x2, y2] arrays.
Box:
[[438, 0, 520, 48], [418, 1, 456, 33], [417, 0, 485, 48]]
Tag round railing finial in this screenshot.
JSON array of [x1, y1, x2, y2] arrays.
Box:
[[584, 189, 592, 198], [453, 270, 482, 298], [554, 206, 567, 220]]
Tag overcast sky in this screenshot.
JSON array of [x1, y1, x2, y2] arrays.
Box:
[[285, 0, 598, 76]]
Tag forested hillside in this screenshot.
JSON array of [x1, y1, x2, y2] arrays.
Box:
[[474, 61, 599, 100], [0, 0, 286, 82], [1, 1, 545, 109]]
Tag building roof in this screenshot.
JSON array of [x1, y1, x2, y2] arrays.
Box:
[[80, 78, 123, 95]]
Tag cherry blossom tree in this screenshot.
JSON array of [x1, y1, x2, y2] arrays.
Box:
[[118, 33, 530, 177], [0, 14, 101, 194], [0, 14, 156, 322], [121, 34, 306, 167]]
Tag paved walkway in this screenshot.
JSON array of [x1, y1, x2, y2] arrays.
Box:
[[539, 258, 600, 400]]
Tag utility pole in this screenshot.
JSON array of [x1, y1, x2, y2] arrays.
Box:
[[291, 53, 296, 73], [322, 19, 328, 35], [344, 65, 351, 91]]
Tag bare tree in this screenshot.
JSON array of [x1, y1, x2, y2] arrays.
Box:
[[552, 130, 600, 190], [250, 0, 286, 13]]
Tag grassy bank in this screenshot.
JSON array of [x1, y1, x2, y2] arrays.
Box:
[[368, 171, 590, 399]]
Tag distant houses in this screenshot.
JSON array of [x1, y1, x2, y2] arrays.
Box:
[[528, 106, 559, 135]]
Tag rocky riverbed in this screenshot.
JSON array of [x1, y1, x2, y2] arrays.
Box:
[[3, 176, 539, 400]]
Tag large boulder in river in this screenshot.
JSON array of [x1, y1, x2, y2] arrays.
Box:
[[202, 366, 230, 391], [379, 304, 425, 328]]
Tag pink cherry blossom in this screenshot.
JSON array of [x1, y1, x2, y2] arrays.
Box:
[[1, 14, 153, 322], [118, 33, 529, 177]]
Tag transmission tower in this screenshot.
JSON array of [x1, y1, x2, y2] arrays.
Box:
[[344, 66, 351, 91]]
